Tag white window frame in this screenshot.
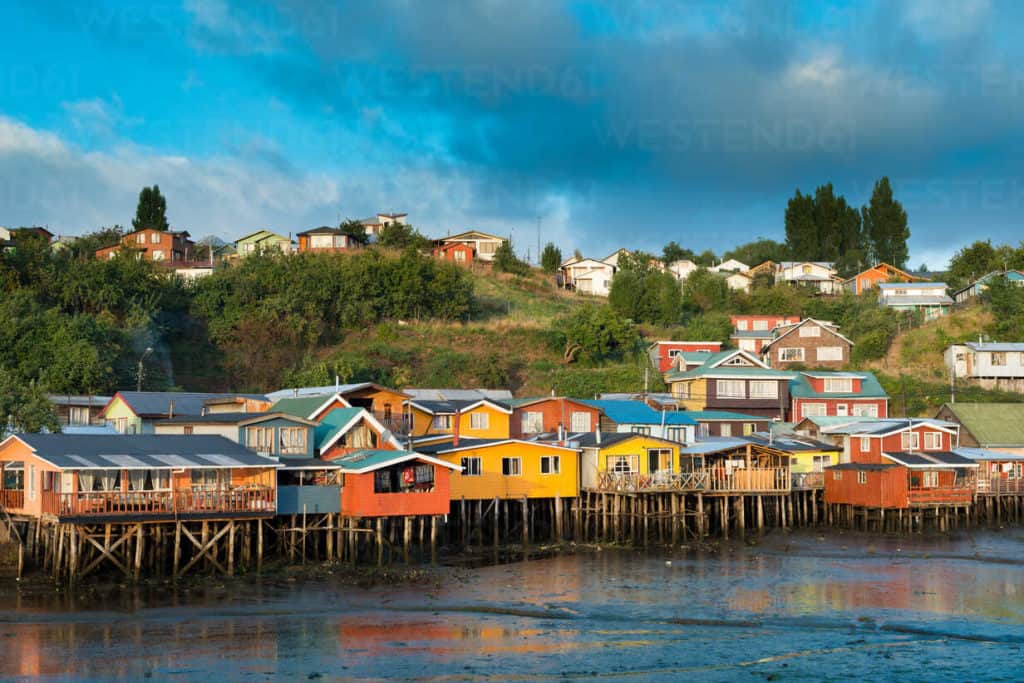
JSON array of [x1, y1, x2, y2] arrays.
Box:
[[606, 455, 638, 473], [665, 426, 683, 442], [470, 412, 489, 430], [749, 380, 778, 399], [801, 403, 827, 418], [716, 380, 746, 399], [923, 432, 942, 450], [737, 320, 749, 330], [859, 436, 871, 452], [812, 455, 831, 472], [630, 425, 651, 436], [779, 348, 804, 362], [432, 414, 453, 431], [817, 347, 844, 362], [720, 423, 732, 437], [824, 377, 853, 393], [833, 470, 842, 481], [852, 404, 879, 417], [540, 456, 560, 475], [570, 411, 591, 433], [460, 457, 482, 476], [836, 403, 848, 417], [521, 411, 543, 434], [901, 431, 920, 450], [310, 234, 334, 249], [922, 471, 939, 488], [799, 325, 821, 337], [752, 320, 768, 331], [501, 457, 522, 476], [69, 406, 90, 425]]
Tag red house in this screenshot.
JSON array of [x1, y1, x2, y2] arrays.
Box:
[[789, 371, 889, 420], [333, 449, 460, 517], [730, 315, 800, 353], [509, 396, 604, 438], [825, 419, 977, 509], [432, 242, 475, 265], [648, 341, 723, 373]]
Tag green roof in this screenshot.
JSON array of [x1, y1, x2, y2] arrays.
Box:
[[313, 407, 365, 450], [666, 364, 795, 382], [270, 395, 337, 419], [789, 372, 888, 399], [331, 449, 422, 473], [941, 403, 1024, 447]]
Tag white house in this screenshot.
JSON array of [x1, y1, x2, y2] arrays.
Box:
[[945, 342, 1024, 392], [878, 282, 952, 320], [776, 262, 843, 294], [668, 259, 698, 281], [709, 258, 749, 273], [724, 271, 752, 293], [560, 256, 617, 297], [602, 248, 631, 269], [439, 230, 507, 262], [361, 212, 408, 238]]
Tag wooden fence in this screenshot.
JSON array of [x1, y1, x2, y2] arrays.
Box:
[[42, 487, 276, 518]]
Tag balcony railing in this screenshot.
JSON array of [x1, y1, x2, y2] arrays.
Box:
[[594, 467, 790, 493], [373, 412, 412, 435], [0, 489, 24, 509], [42, 487, 275, 518], [792, 472, 825, 490], [977, 477, 1024, 495], [907, 487, 974, 505]]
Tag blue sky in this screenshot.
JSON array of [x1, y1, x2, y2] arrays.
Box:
[[1, 0, 1020, 267]]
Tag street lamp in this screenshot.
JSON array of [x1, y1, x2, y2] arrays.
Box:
[[137, 347, 154, 392]]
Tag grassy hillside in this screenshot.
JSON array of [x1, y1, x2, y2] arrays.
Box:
[[866, 305, 993, 380]]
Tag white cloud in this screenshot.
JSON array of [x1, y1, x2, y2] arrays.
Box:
[[184, 0, 281, 55], [903, 0, 992, 41]]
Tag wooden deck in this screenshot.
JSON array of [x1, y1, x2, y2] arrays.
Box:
[[977, 477, 1024, 496], [37, 487, 276, 520], [592, 467, 790, 494], [0, 489, 24, 510], [907, 486, 973, 506]]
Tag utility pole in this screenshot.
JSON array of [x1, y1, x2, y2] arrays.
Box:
[[137, 347, 154, 392], [536, 215, 541, 267]]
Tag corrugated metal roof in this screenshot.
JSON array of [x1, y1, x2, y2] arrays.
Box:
[[313, 407, 366, 450], [745, 433, 840, 452], [403, 388, 514, 401], [684, 410, 767, 421], [964, 342, 1024, 352], [115, 391, 267, 417], [577, 400, 697, 425], [789, 371, 888, 399], [680, 437, 751, 454], [880, 295, 953, 305], [12, 434, 279, 470], [883, 450, 978, 468], [954, 447, 1024, 462], [940, 403, 1024, 447]]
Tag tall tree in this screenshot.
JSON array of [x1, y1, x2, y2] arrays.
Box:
[[785, 183, 864, 276], [784, 189, 817, 261], [861, 176, 910, 267], [132, 185, 169, 232], [339, 219, 370, 246], [661, 241, 694, 265], [540, 242, 562, 274]]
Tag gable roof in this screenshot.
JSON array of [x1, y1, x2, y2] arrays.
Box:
[[104, 391, 268, 419], [762, 318, 854, 350], [504, 396, 598, 411], [743, 433, 841, 453], [315, 407, 402, 452], [235, 229, 290, 244], [265, 382, 410, 402], [329, 449, 461, 474], [4, 434, 280, 470], [414, 438, 578, 455], [937, 403, 1024, 447], [789, 371, 888, 399], [821, 418, 957, 437], [269, 394, 351, 420], [441, 230, 506, 242], [403, 388, 513, 401], [570, 431, 684, 448], [408, 398, 512, 415], [963, 342, 1024, 352], [296, 226, 345, 236], [577, 400, 697, 425], [155, 411, 316, 427], [665, 350, 793, 382]]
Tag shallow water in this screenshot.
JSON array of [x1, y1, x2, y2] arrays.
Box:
[[2, 529, 1024, 681]]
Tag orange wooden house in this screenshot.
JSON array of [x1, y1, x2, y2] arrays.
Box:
[[331, 449, 460, 517], [824, 419, 978, 509], [0, 434, 280, 522], [845, 263, 924, 295]]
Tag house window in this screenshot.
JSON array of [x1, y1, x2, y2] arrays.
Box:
[[813, 455, 831, 472], [501, 457, 522, 476], [716, 380, 746, 398], [246, 427, 274, 453], [823, 378, 853, 393], [310, 234, 334, 248], [183, 425, 194, 436], [136, 234, 146, 244], [152, 250, 165, 261], [150, 232, 160, 244], [720, 423, 732, 437], [737, 320, 749, 331], [802, 403, 826, 418], [817, 347, 844, 362], [521, 412, 543, 434], [857, 471, 868, 485], [753, 320, 769, 331], [606, 455, 638, 473], [432, 415, 453, 431], [779, 348, 804, 362], [42, 471, 56, 492], [991, 352, 1007, 366], [672, 383, 690, 399], [749, 381, 778, 399], [802, 264, 812, 274], [922, 471, 938, 488], [190, 469, 228, 490], [631, 426, 651, 436], [666, 426, 683, 442], [860, 437, 871, 452], [540, 456, 560, 474], [852, 404, 879, 417], [923, 432, 942, 450], [68, 406, 90, 425], [833, 470, 842, 481], [900, 431, 920, 450], [479, 242, 498, 255], [280, 427, 307, 455], [744, 423, 756, 435], [454, 250, 466, 262], [799, 325, 821, 337], [470, 412, 489, 430], [570, 412, 591, 432], [460, 457, 482, 476]]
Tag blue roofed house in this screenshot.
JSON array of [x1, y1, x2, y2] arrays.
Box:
[[952, 270, 1024, 304], [579, 399, 698, 443]]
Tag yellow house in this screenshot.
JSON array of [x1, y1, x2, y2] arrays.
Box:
[[406, 398, 512, 439], [416, 438, 578, 500], [744, 432, 840, 488], [99, 391, 268, 434], [575, 432, 683, 490]]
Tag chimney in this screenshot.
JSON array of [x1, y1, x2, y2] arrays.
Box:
[[557, 422, 565, 442], [452, 409, 460, 447], [168, 399, 175, 419]]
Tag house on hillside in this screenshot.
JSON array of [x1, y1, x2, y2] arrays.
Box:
[[668, 259, 698, 281], [360, 212, 408, 239], [432, 241, 475, 265], [846, 262, 924, 295], [100, 391, 270, 435], [235, 229, 293, 256], [648, 341, 723, 373], [580, 400, 698, 443], [878, 282, 952, 320], [776, 262, 843, 294], [722, 271, 752, 293], [730, 315, 801, 353], [709, 259, 749, 273], [760, 318, 853, 369], [945, 342, 1024, 391], [48, 395, 111, 428], [601, 248, 631, 269], [789, 371, 889, 420], [436, 231, 507, 262], [507, 397, 603, 439], [558, 255, 616, 296], [952, 270, 1024, 304], [663, 350, 795, 420], [296, 226, 359, 253], [934, 403, 1024, 452], [95, 228, 195, 263]]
